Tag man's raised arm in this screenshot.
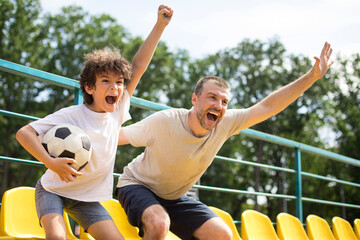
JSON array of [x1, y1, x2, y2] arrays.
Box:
[[243, 42, 333, 129]]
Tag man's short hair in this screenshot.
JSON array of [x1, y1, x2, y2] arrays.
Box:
[[80, 47, 132, 104], [194, 76, 230, 96]]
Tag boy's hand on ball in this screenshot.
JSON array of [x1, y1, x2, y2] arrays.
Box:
[[46, 157, 83, 183]]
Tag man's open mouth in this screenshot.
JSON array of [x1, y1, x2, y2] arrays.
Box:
[[207, 112, 219, 122]]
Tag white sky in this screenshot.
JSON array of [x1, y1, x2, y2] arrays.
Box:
[[39, 0, 360, 62]]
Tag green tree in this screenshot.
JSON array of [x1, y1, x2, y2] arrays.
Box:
[[0, 0, 49, 195], [325, 53, 360, 222]]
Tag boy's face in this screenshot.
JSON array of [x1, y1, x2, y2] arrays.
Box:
[[85, 71, 125, 113]]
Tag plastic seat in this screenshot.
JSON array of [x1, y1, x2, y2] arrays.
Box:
[[276, 212, 309, 240], [241, 209, 279, 240], [332, 216, 357, 240], [80, 199, 180, 239], [79, 198, 140, 240], [209, 206, 241, 240], [306, 214, 335, 240], [354, 219, 360, 239], [0, 186, 77, 239]]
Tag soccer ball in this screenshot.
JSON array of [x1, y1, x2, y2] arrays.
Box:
[[42, 124, 92, 171]]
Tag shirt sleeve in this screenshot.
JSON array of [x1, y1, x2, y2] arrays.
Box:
[[122, 111, 163, 147], [29, 108, 69, 137], [222, 108, 251, 137]]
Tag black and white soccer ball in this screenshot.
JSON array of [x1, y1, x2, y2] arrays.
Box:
[[42, 124, 92, 171]]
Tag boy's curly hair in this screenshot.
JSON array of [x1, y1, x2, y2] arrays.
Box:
[[80, 47, 133, 104]]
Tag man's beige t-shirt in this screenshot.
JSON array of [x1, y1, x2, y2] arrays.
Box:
[[117, 108, 250, 200]]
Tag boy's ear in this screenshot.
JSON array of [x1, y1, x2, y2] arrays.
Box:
[[84, 84, 94, 95]]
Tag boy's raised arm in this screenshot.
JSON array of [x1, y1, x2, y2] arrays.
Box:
[[126, 5, 173, 96]]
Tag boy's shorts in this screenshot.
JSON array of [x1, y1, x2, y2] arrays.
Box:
[[35, 180, 112, 231], [116, 184, 218, 240]]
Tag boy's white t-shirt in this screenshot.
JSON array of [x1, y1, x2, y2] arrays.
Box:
[[30, 90, 131, 202], [117, 108, 251, 200]]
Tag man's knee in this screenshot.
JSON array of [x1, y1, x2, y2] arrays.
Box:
[[142, 205, 170, 239]]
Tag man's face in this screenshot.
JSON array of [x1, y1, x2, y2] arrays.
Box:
[[192, 81, 230, 131], [85, 71, 124, 113]]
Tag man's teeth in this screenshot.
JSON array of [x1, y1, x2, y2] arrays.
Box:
[[209, 112, 219, 116]]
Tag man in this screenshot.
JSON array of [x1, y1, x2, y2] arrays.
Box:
[[116, 42, 333, 240]]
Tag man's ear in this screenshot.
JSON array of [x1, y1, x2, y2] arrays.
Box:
[[84, 84, 94, 95], [191, 93, 198, 106]]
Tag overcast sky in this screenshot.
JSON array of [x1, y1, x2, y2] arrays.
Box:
[[39, 0, 360, 63]]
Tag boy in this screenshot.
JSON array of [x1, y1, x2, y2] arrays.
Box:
[[16, 5, 173, 240]]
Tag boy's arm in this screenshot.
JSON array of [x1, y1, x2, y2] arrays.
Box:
[[242, 42, 334, 129], [16, 124, 82, 182], [126, 5, 173, 96]]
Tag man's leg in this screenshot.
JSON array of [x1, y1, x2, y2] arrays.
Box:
[[141, 204, 170, 240], [117, 185, 170, 240], [163, 195, 230, 240], [192, 217, 232, 240]]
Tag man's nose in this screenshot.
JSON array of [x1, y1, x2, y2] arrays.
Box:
[[213, 100, 222, 110]]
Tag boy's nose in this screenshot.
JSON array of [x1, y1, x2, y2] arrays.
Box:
[[110, 83, 117, 90]]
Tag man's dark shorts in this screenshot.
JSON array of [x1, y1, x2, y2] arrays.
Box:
[[116, 184, 218, 240]]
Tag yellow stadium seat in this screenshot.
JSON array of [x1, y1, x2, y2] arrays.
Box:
[[80, 199, 180, 240], [79, 198, 140, 240], [332, 216, 357, 240], [0, 186, 77, 239], [306, 214, 335, 240], [276, 212, 309, 240], [209, 206, 241, 240], [241, 210, 279, 240], [354, 219, 360, 239]]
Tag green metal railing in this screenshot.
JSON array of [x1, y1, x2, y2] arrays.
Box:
[[1, 58, 360, 223]]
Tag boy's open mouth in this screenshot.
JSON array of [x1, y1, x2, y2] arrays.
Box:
[[106, 96, 117, 105]]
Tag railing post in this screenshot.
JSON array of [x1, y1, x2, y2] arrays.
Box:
[[294, 147, 303, 222], [74, 88, 83, 105]]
